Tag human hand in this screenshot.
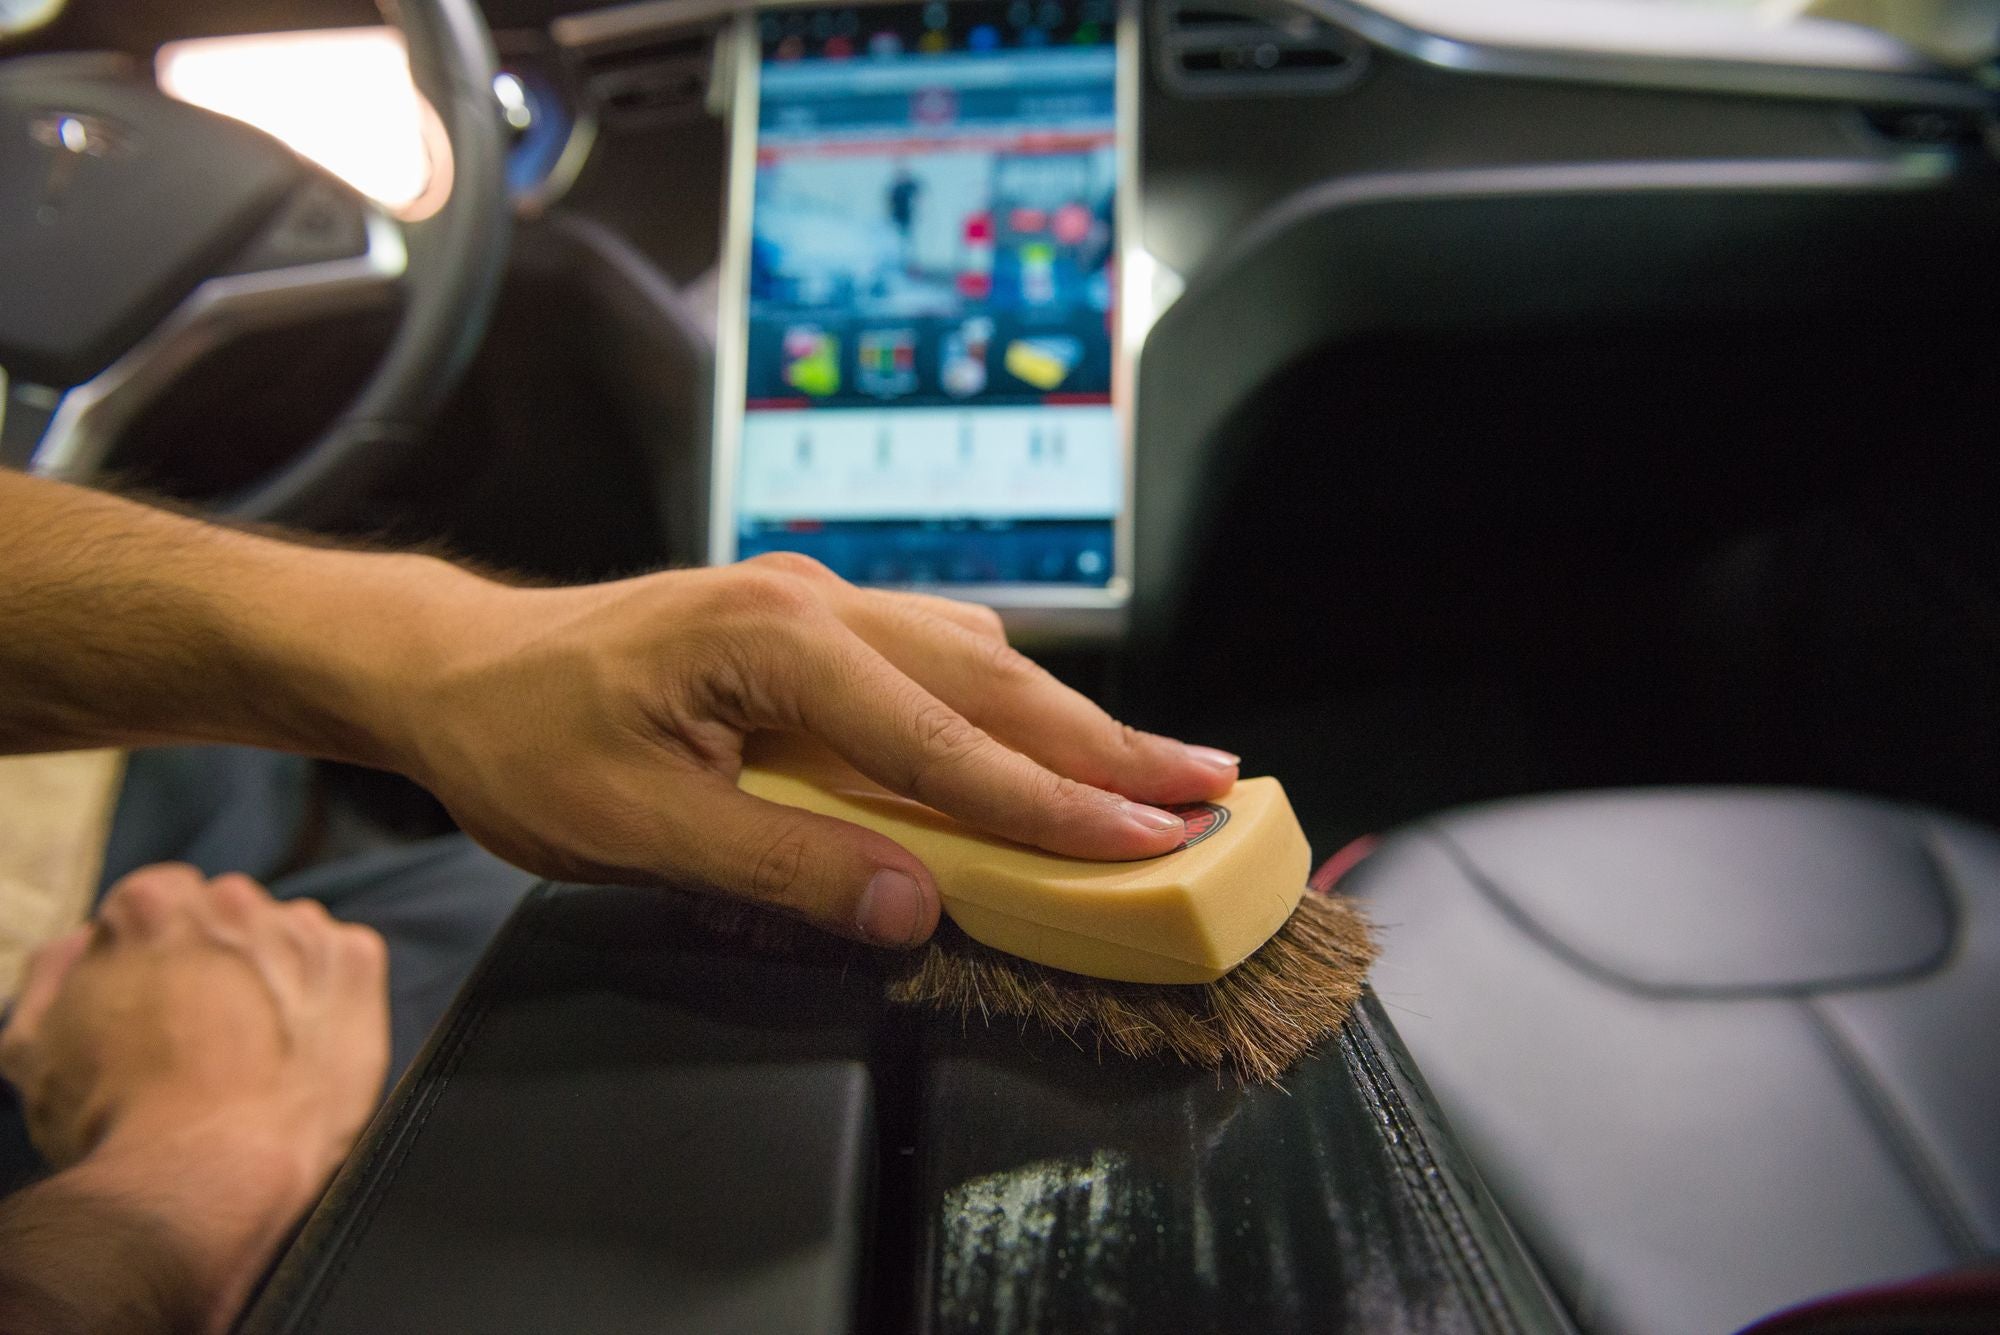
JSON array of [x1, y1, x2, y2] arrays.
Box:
[[387, 553, 1240, 948], [0, 864, 389, 1330]]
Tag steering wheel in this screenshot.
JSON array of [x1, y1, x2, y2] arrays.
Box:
[[0, 0, 510, 525]]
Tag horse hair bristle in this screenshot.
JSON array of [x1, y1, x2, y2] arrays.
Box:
[[670, 887, 1377, 1087], [883, 893, 1376, 1086]]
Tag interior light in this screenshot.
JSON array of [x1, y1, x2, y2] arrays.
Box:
[[157, 27, 453, 221], [493, 71, 535, 132]]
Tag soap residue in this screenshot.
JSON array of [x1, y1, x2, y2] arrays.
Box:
[[937, 1149, 1163, 1332]]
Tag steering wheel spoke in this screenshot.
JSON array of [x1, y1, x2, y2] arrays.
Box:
[[30, 182, 406, 483], [1, 0, 509, 523], [0, 367, 55, 469]]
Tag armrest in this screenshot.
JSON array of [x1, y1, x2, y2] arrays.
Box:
[[239, 883, 879, 1335], [241, 882, 1570, 1334]]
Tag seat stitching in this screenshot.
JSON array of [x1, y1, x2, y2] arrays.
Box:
[[1422, 820, 1951, 1001], [1337, 1013, 1552, 1333], [1801, 996, 1985, 1262], [1423, 824, 1770, 1002], [1908, 814, 1969, 978]]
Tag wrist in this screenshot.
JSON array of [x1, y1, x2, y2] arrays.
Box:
[[86, 1110, 331, 1332], [237, 546, 501, 774]]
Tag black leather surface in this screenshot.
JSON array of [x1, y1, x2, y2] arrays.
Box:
[[240, 885, 881, 1335], [1346, 788, 2000, 1335], [909, 994, 1562, 1334], [244, 883, 1571, 1334]]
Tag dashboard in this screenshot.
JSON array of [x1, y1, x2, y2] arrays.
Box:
[[522, 0, 1990, 638], [10, 0, 1997, 639]]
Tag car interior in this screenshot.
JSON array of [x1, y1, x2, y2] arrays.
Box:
[[2, 0, 1997, 1331]]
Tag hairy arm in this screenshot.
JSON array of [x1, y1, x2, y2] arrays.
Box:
[[0, 1129, 309, 1335], [0, 1161, 205, 1335], [0, 467, 466, 763], [0, 467, 1240, 945]]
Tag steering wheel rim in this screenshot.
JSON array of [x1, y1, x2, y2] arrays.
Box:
[[0, 0, 510, 526], [233, 0, 512, 525]]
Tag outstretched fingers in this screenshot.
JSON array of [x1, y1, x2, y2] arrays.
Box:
[[778, 622, 1193, 862], [841, 587, 1239, 805]]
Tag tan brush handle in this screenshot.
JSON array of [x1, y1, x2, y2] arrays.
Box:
[[739, 735, 1309, 983]]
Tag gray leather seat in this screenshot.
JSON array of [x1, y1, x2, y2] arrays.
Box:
[[1344, 789, 2000, 1335]]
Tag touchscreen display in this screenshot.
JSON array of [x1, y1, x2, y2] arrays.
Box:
[[732, 0, 1122, 588]]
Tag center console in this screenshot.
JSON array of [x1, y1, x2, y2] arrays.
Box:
[[240, 880, 1571, 1334]]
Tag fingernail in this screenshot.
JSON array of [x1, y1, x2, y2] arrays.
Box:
[[856, 869, 924, 947], [1182, 744, 1241, 770], [1121, 800, 1187, 834]]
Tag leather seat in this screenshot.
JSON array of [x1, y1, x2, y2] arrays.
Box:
[[1343, 789, 2000, 1335]]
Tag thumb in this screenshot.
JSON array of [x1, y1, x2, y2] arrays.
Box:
[[0, 927, 92, 1078], [657, 773, 942, 948]]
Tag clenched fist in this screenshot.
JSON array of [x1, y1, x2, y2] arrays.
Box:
[[0, 865, 389, 1332]]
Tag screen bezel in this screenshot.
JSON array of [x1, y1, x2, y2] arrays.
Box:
[[709, 0, 1139, 631]]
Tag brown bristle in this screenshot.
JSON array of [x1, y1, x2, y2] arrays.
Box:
[[884, 892, 1376, 1087], [668, 887, 1377, 1087]]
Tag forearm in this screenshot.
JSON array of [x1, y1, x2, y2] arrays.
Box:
[[0, 1164, 206, 1335], [0, 1113, 329, 1335], [0, 469, 478, 764]]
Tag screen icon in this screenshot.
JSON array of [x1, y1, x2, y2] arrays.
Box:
[[911, 87, 959, 126], [782, 326, 841, 397], [957, 211, 994, 299], [1019, 240, 1057, 306], [1053, 202, 1093, 246], [942, 318, 992, 398], [858, 327, 918, 398], [1004, 335, 1081, 391]]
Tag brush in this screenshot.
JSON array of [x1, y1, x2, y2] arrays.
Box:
[[733, 733, 1377, 1086]]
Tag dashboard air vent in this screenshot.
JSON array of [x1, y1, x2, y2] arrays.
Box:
[[1156, 0, 1369, 95], [576, 30, 716, 128]]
